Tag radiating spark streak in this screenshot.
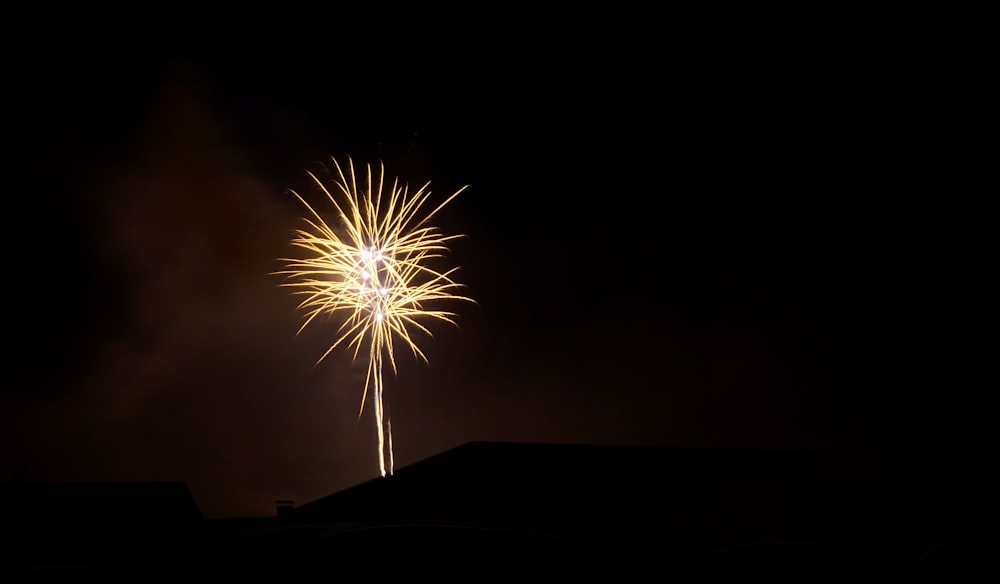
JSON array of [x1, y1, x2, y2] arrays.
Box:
[[277, 156, 473, 477]]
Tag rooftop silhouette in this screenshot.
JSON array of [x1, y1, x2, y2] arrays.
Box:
[[3, 442, 997, 577]]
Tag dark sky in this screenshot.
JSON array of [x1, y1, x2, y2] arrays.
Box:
[[4, 18, 991, 517]]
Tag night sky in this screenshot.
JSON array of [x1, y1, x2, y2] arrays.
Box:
[[4, 17, 992, 518]]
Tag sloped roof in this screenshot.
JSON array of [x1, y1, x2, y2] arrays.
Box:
[[290, 441, 816, 541]]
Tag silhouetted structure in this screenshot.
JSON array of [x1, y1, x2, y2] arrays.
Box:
[[3, 443, 998, 577], [2, 477, 202, 574], [294, 442, 811, 544]]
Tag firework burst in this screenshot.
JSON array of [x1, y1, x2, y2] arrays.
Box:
[[278, 156, 472, 477]]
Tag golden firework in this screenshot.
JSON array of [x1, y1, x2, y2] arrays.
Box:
[[278, 156, 472, 477]]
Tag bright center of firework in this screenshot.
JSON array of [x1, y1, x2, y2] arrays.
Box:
[[355, 243, 396, 322]]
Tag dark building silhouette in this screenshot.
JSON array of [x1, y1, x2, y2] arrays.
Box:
[[3, 443, 998, 577], [198, 442, 1000, 576], [2, 476, 203, 575], [293, 442, 812, 544]]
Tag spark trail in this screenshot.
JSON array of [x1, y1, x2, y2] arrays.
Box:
[[278, 156, 472, 477]]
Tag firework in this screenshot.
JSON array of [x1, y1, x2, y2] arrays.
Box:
[[278, 156, 472, 477]]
